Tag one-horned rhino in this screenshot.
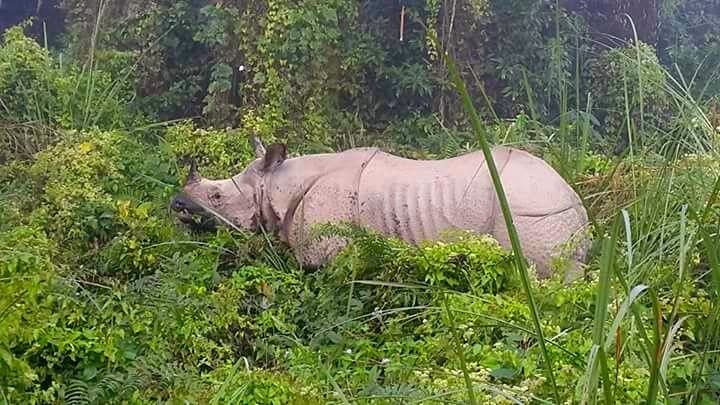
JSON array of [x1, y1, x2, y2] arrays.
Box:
[[171, 137, 590, 278]]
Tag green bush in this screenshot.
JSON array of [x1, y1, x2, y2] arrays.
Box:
[[0, 27, 141, 135], [589, 41, 671, 150], [382, 112, 476, 158], [299, 224, 515, 343], [164, 122, 256, 179], [659, 0, 720, 97], [22, 130, 175, 264], [0, 226, 58, 401], [212, 369, 316, 404], [0, 125, 306, 402]]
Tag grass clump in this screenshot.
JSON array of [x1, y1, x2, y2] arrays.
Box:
[[0, 27, 142, 163], [589, 41, 671, 151]]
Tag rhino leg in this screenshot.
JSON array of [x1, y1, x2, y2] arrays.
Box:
[[493, 203, 589, 280], [293, 222, 348, 269]]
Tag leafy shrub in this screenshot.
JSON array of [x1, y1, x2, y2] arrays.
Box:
[[0, 224, 169, 403], [24, 130, 176, 264], [659, 0, 720, 96], [0, 126, 305, 402], [0, 27, 141, 139], [589, 41, 670, 150], [382, 112, 475, 158], [212, 368, 316, 404], [164, 122, 255, 179], [238, 0, 382, 150], [411, 232, 514, 293], [0, 226, 57, 400], [477, 0, 565, 118], [300, 224, 515, 342]]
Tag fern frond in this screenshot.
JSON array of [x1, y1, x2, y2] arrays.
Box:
[[63, 379, 90, 405], [93, 371, 133, 402]]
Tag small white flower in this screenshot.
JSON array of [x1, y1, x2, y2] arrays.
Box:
[[380, 358, 390, 366], [238, 65, 246, 72], [345, 348, 352, 355]]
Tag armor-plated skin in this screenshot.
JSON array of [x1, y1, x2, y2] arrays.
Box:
[[171, 139, 590, 278]]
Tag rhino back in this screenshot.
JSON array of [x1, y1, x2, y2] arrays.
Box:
[[357, 150, 500, 243], [498, 147, 584, 216]]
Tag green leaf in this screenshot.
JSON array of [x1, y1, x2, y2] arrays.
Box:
[[490, 367, 518, 381], [82, 365, 98, 381]]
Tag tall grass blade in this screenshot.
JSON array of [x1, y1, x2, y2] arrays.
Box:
[[659, 316, 688, 384], [323, 365, 353, 404], [443, 298, 478, 405], [625, 14, 645, 136], [579, 345, 599, 405], [621, 209, 633, 270], [647, 290, 663, 404], [665, 205, 690, 342], [588, 215, 620, 404], [434, 32, 561, 403], [82, 0, 109, 128], [209, 359, 251, 405], [605, 284, 649, 352], [468, 64, 500, 123], [521, 69, 539, 121], [622, 72, 638, 198]]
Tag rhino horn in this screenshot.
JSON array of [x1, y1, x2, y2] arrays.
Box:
[[186, 159, 201, 185], [251, 135, 266, 158]]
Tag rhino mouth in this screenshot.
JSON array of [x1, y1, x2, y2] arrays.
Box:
[[178, 210, 217, 231], [171, 194, 217, 231]]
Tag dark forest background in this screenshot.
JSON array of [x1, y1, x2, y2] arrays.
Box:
[[3, 0, 718, 153]]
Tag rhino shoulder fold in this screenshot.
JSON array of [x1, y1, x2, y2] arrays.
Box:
[[261, 148, 381, 236]]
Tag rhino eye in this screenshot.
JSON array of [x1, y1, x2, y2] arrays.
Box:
[[208, 190, 222, 203]]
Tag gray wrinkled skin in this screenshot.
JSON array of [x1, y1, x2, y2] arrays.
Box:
[[172, 139, 590, 279]]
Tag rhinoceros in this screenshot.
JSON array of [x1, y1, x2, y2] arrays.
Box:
[[171, 137, 590, 278]]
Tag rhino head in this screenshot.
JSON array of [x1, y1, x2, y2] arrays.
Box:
[[170, 137, 287, 232]]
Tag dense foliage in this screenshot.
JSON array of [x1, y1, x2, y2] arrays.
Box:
[[1, 1, 720, 403]]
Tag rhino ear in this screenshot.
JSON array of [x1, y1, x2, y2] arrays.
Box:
[[251, 135, 266, 159], [261, 143, 287, 173]]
